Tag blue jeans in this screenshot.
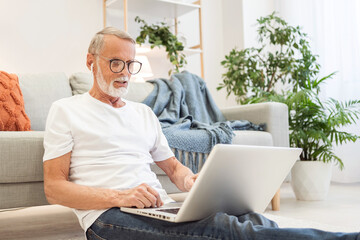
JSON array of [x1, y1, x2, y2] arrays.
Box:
[[86, 208, 359, 240]]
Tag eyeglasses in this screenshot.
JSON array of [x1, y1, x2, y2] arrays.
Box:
[[96, 55, 142, 75]]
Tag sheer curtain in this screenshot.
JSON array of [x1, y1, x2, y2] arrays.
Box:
[[275, 0, 360, 182]]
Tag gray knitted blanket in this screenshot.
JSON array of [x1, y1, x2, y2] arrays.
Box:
[[142, 71, 263, 172]]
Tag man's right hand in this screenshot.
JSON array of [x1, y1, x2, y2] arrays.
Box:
[[118, 183, 163, 209]]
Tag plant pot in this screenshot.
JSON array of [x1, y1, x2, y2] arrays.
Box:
[[291, 161, 332, 201]]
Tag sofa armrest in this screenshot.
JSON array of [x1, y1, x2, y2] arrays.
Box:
[[221, 102, 289, 147], [0, 131, 45, 183]]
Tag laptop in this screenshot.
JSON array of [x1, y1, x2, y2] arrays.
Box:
[[121, 144, 302, 222]]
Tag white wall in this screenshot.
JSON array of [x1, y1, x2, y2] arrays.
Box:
[[202, 0, 236, 108], [222, 0, 245, 53], [0, 0, 102, 76], [242, 0, 275, 48]]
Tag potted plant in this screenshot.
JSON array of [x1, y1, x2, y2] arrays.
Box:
[[135, 16, 187, 76], [218, 12, 360, 200], [272, 78, 360, 200]]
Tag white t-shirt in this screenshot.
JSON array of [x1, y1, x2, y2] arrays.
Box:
[[43, 92, 175, 231]]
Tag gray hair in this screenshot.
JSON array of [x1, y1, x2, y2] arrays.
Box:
[[88, 27, 135, 55]]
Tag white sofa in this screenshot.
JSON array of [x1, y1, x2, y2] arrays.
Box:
[[0, 72, 289, 210]]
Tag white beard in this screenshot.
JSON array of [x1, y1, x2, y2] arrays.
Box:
[[95, 62, 129, 98]]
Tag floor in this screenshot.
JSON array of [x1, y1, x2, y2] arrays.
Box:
[[0, 182, 359, 240], [264, 182, 360, 232]]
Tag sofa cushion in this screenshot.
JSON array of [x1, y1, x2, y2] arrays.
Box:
[[232, 130, 273, 146], [0, 182, 48, 209], [0, 131, 44, 183], [126, 82, 154, 102], [19, 73, 72, 131], [0, 71, 31, 131], [69, 72, 93, 95]]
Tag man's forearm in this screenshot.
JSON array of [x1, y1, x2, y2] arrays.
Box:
[[45, 179, 120, 210], [156, 157, 197, 192], [43, 152, 162, 210], [45, 180, 163, 210], [170, 161, 195, 192]]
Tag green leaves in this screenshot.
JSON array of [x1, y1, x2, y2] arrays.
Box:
[[218, 12, 360, 170], [280, 84, 360, 170], [219, 12, 319, 104], [135, 16, 187, 75]]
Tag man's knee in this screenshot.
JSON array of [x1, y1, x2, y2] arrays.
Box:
[[237, 212, 278, 228]]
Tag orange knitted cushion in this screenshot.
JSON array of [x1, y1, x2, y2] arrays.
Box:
[[0, 71, 31, 131]]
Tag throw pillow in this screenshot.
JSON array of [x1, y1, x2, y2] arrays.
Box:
[[0, 71, 31, 131]]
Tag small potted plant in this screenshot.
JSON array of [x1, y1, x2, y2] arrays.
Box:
[[274, 78, 360, 200], [218, 12, 360, 200], [135, 16, 187, 76]]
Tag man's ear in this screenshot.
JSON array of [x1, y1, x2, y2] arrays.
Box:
[[86, 53, 94, 71]]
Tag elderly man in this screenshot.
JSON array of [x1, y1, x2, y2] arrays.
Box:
[[43, 27, 359, 240]]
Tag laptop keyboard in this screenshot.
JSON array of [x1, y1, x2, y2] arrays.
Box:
[[156, 208, 180, 214]]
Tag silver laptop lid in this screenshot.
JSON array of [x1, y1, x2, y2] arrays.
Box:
[[175, 144, 301, 222]]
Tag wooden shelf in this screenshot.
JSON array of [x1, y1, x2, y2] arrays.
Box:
[[107, 0, 199, 19]]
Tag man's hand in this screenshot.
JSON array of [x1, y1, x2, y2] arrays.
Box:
[[184, 173, 199, 192], [156, 157, 199, 192], [118, 183, 163, 209]]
